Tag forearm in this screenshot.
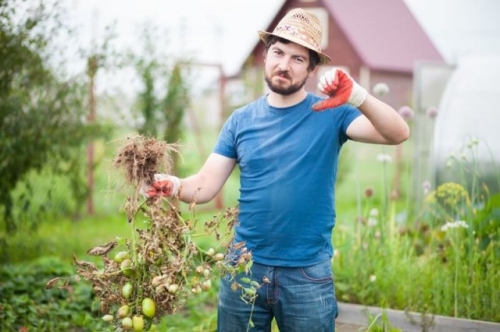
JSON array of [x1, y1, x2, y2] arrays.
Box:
[[177, 153, 236, 204], [358, 94, 410, 144], [177, 174, 221, 204]]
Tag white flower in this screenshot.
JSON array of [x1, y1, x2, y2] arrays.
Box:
[[372, 83, 390, 97], [369, 274, 377, 282], [422, 180, 432, 195], [467, 137, 479, 148], [377, 153, 392, 163], [376, 154, 392, 163], [367, 217, 378, 227], [369, 208, 379, 217], [441, 220, 469, 232]]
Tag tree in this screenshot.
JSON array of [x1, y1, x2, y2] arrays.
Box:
[[162, 62, 189, 172], [0, 0, 98, 233], [131, 24, 190, 171]]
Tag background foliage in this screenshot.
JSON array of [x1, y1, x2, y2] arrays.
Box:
[[0, 0, 97, 233]]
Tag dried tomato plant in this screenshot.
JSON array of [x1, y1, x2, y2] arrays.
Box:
[[46, 135, 252, 331]]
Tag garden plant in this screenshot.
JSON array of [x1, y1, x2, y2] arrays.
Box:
[[46, 136, 257, 331]]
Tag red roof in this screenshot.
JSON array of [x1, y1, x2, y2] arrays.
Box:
[[324, 0, 443, 72]]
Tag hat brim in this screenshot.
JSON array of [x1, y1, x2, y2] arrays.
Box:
[[258, 30, 331, 65]]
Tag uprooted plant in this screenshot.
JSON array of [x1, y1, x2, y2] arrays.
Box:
[[46, 135, 257, 331]]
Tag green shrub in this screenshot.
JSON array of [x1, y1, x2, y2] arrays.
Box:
[[0, 256, 102, 331]]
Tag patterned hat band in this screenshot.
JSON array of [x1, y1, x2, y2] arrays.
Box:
[[258, 8, 331, 65]]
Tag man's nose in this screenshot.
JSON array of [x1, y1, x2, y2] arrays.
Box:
[[278, 57, 292, 72]]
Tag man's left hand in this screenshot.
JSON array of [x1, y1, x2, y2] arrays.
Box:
[[312, 68, 367, 111]]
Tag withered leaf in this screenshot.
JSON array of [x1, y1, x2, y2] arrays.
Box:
[[86, 241, 117, 256], [73, 254, 97, 270], [233, 241, 246, 250], [45, 277, 61, 289]]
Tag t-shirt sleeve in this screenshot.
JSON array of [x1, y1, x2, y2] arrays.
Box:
[[213, 113, 237, 159], [341, 105, 362, 133], [339, 105, 362, 142]]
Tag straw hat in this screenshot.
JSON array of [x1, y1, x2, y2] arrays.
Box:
[[258, 8, 331, 65]]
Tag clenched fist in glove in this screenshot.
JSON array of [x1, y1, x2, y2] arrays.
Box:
[[142, 174, 181, 198], [312, 68, 367, 111]]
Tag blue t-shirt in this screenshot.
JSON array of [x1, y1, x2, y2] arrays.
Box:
[[214, 93, 361, 267]]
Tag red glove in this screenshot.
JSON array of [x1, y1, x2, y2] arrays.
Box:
[[142, 174, 180, 198], [312, 68, 367, 111]]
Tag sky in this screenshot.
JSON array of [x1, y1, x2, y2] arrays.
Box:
[[69, 0, 283, 76], [65, 0, 500, 93]]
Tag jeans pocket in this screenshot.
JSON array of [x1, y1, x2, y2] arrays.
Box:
[[300, 259, 333, 283]]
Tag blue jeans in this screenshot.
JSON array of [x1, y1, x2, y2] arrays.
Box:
[[217, 259, 338, 332]]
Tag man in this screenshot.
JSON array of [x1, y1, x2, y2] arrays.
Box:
[[147, 8, 409, 332]]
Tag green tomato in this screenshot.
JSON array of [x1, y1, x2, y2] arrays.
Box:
[[167, 284, 179, 294], [214, 253, 225, 261], [132, 315, 145, 331], [141, 297, 156, 318], [117, 304, 130, 318], [122, 282, 133, 299], [120, 259, 134, 276], [201, 279, 212, 291], [102, 314, 114, 322], [122, 316, 133, 329], [114, 251, 129, 263]]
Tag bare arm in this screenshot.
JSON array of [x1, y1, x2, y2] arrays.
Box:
[[346, 94, 410, 145], [177, 153, 236, 204]]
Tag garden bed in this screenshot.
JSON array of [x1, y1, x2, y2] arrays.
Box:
[[336, 302, 500, 332]]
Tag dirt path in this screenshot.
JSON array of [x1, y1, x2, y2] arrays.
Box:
[[336, 321, 364, 332]]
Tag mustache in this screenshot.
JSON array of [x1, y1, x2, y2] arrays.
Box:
[[274, 70, 291, 79]]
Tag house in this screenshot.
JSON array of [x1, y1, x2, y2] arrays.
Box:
[[233, 0, 444, 109]]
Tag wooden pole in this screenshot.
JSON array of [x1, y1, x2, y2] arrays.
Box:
[[86, 55, 97, 215]]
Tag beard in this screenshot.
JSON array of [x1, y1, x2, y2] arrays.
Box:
[[264, 70, 308, 96]]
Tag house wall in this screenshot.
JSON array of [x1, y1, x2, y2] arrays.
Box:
[[369, 71, 414, 109]]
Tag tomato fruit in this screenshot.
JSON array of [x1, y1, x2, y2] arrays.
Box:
[[102, 314, 114, 322], [120, 259, 134, 276], [167, 284, 179, 294], [122, 282, 133, 299], [201, 279, 212, 291], [141, 298, 156, 318], [132, 315, 145, 331], [117, 304, 130, 318], [122, 317, 133, 329], [114, 251, 129, 263]]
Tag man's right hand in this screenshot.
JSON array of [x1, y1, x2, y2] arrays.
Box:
[[143, 174, 181, 198]]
